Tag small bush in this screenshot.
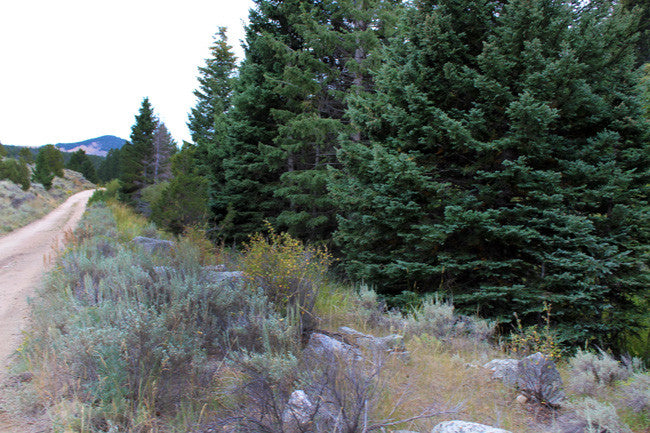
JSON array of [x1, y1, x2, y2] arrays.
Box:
[[562, 398, 632, 433], [567, 350, 631, 395], [240, 223, 333, 334], [622, 373, 650, 413], [509, 303, 562, 361], [403, 296, 495, 343], [88, 178, 120, 204]]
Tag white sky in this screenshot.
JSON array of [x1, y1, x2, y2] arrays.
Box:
[[0, 0, 255, 147]]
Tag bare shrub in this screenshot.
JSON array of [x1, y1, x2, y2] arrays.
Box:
[[516, 352, 565, 407]]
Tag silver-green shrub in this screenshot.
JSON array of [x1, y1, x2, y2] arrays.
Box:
[[567, 350, 631, 396], [21, 204, 300, 430], [403, 296, 495, 342], [622, 373, 650, 413]]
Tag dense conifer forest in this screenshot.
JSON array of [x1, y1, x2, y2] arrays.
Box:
[[103, 0, 648, 352]]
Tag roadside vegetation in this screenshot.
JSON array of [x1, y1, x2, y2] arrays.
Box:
[[2, 200, 647, 433], [0, 142, 96, 235], [0, 168, 95, 235]]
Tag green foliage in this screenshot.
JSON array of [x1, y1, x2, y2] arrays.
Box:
[[0, 157, 30, 190], [333, 0, 650, 349], [0, 141, 6, 157], [240, 223, 333, 333], [88, 179, 121, 204], [41, 144, 64, 177], [66, 149, 98, 183], [120, 98, 157, 203], [150, 146, 209, 235], [97, 148, 122, 183], [18, 147, 33, 164], [32, 147, 55, 190], [208, 0, 400, 243]]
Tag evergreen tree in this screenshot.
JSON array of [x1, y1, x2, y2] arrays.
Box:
[[0, 157, 30, 190], [333, 0, 650, 348], [0, 141, 6, 158], [67, 149, 98, 183], [32, 148, 55, 190], [97, 148, 122, 183], [151, 145, 209, 235], [621, 0, 650, 64], [187, 27, 237, 235], [188, 27, 237, 147], [41, 145, 64, 178], [18, 147, 34, 164], [214, 0, 399, 242], [120, 98, 158, 202]]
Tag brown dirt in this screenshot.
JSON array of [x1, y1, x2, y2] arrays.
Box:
[[0, 189, 95, 432]]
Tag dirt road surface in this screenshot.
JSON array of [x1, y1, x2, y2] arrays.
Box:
[[0, 189, 94, 432]]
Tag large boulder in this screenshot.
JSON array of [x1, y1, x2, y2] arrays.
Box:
[[132, 236, 175, 254], [304, 332, 361, 361], [483, 358, 520, 387], [338, 326, 407, 355], [484, 353, 564, 407], [431, 421, 512, 433], [203, 269, 245, 284]]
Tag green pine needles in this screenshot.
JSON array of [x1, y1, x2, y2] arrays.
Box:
[[332, 0, 650, 348]]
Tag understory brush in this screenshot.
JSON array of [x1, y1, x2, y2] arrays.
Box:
[[8, 204, 298, 431], [5, 202, 648, 433]]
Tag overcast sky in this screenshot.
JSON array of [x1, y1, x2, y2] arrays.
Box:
[[0, 0, 255, 147]]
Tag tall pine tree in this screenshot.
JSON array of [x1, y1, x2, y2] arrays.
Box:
[[120, 98, 158, 203], [214, 0, 399, 242]]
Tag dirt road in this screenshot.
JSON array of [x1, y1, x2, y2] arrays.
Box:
[[0, 189, 94, 431]]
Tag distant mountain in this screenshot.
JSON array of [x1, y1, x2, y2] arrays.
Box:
[[56, 135, 126, 157]]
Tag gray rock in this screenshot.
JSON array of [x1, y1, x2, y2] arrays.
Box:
[[304, 332, 361, 361], [483, 358, 520, 387], [132, 236, 175, 254], [282, 390, 314, 427], [483, 353, 564, 407], [337, 326, 407, 357], [204, 270, 245, 284], [431, 421, 512, 433]]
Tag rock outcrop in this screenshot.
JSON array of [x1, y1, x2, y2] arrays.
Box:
[[132, 236, 175, 254], [431, 420, 512, 433]]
